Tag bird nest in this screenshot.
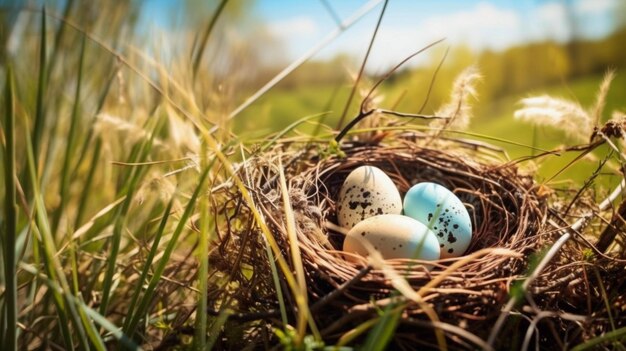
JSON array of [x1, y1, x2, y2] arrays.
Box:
[[207, 132, 625, 349]]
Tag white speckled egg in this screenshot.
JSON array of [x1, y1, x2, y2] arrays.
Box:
[[403, 182, 472, 258], [343, 214, 440, 261], [337, 166, 402, 229]]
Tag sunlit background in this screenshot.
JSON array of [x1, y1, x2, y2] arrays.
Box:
[[139, 0, 626, 141], [2, 2, 626, 348], [4, 0, 626, 181]]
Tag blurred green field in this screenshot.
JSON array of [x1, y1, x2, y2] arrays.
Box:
[[473, 73, 626, 187], [237, 71, 626, 189]]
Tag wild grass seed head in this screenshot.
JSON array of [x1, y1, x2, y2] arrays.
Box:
[[515, 70, 616, 143], [431, 66, 481, 131]]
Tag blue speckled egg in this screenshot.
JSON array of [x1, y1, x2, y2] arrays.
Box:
[[403, 182, 472, 258]]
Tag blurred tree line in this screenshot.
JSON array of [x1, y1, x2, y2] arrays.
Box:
[[246, 23, 626, 125], [479, 28, 626, 101]]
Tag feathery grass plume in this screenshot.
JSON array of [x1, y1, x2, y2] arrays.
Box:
[[166, 107, 201, 155], [515, 71, 616, 143], [592, 70, 616, 126], [612, 111, 626, 120], [134, 172, 177, 207], [430, 66, 481, 131], [94, 112, 153, 146], [514, 95, 592, 142]]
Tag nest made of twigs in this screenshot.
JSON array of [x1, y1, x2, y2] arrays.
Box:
[[207, 132, 568, 349]]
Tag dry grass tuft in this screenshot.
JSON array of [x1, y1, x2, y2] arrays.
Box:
[[514, 70, 616, 143], [431, 65, 482, 131]]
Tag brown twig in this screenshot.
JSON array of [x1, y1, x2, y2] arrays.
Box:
[[336, 0, 389, 129]]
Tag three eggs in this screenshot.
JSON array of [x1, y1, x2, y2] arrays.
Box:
[[338, 165, 472, 262]]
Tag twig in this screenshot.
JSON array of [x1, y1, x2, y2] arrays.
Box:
[[222, 0, 384, 124], [334, 109, 445, 143], [361, 38, 446, 113], [310, 266, 372, 312], [521, 309, 588, 351], [378, 109, 446, 119], [419, 46, 449, 114], [404, 319, 495, 351], [205, 266, 372, 321], [333, 39, 446, 144], [319, 0, 343, 28], [336, 0, 389, 129], [487, 176, 626, 347]]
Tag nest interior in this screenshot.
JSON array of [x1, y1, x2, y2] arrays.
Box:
[[291, 141, 549, 340], [208, 136, 624, 349]]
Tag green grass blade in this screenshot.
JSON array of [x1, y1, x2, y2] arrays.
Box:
[[571, 325, 626, 351], [99, 175, 140, 315], [192, 0, 228, 76], [121, 196, 174, 335], [2, 64, 18, 351], [69, 64, 118, 186], [31, 6, 47, 184], [82, 303, 141, 351], [100, 115, 165, 316], [21, 263, 142, 350], [52, 33, 86, 235], [69, 240, 107, 351], [74, 138, 102, 228], [44, 0, 75, 84], [362, 303, 402, 351], [25, 122, 79, 350], [206, 303, 231, 350], [263, 235, 289, 327], [123, 162, 214, 340]]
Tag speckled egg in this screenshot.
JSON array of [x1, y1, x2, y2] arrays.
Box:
[[343, 214, 440, 261], [403, 182, 472, 258], [337, 166, 402, 229]]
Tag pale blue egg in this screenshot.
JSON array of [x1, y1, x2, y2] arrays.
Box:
[[403, 182, 472, 258]]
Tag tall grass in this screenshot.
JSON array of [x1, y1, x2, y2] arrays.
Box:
[[2, 64, 18, 351], [0, 1, 388, 347]]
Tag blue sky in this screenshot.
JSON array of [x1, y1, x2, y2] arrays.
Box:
[[141, 0, 621, 70], [254, 0, 619, 69]]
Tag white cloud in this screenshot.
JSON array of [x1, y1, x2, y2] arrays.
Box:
[[339, 2, 526, 70], [574, 0, 618, 15], [272, 0, 617, 70], [417, 2, 522, 50], [268, 16, 318, 38], [530, 2, 571, 42]]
